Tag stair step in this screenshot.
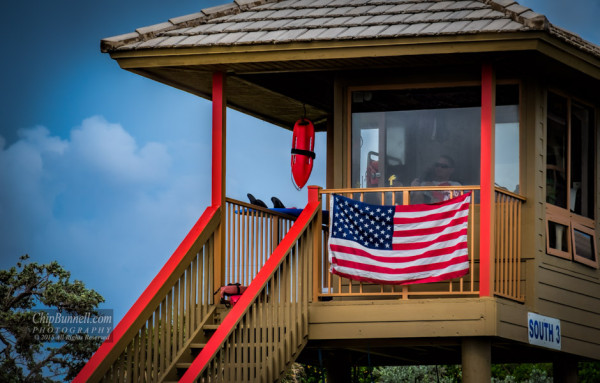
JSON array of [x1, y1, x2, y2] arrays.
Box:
[[203, 324, 219, 331], [176, 362, 192, 369], [190, 343, 207, 349]]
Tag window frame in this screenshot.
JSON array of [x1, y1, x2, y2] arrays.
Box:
[[546, 205, 573, 260], [571, 222, 599, 269], [345, 80, 483, 188], [544, 89, 598, 268]]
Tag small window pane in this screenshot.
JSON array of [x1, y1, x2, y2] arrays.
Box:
[[572, 224, 598, 268], [548, 221, 569, 254], [573, 229, 594, 260]]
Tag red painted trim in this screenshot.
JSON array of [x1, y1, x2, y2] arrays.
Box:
[[212, 72, 225, 207], [73, 206, 218, 383], [180, 201, 320, 382], [479, 64, 493, 297], [308, 185, 320, 202]]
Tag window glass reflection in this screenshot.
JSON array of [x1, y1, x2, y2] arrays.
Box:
[[351, 87, 481, 194]]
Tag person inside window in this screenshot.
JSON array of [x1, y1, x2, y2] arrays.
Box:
[[411, 155, 461, 203]]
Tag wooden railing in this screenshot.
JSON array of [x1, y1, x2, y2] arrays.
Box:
[[494, 188, 526, 302], [318, 186, 480, 299], [181, 198, 321, 382], [225, 198, 297, 286], [74, 206, 220, 383]]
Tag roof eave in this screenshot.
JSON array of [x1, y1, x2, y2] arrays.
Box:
[[106, 32, 600, 80]]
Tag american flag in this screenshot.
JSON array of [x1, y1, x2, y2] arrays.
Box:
[[328, 192, 471, 285]]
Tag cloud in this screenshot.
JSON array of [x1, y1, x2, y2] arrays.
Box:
[[69, 116, 171, 183], [0, 116, 210, 319]]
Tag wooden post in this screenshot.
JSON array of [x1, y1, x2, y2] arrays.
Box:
[[325, 350, 351, 383], [212, 72, 226, 295], [553, 355, 578, 383], [308, 185, 322, 303], [480, 64, 495, 297], [462, 338, 491, 382]]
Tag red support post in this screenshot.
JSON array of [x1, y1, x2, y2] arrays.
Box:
[[211, 72, 226, 208], [308, 185, 322, 302], [211, 71, 226, 296], [479, 64, 494, 297], [308, 185, 321, 203]]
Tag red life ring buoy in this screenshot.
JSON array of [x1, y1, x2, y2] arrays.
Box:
[[291, 118, 315, 190]]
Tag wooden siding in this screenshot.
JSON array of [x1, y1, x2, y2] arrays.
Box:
[[530, 79, 600, 359], [536, 258, 600, 358], [308, 298, 497, 341]]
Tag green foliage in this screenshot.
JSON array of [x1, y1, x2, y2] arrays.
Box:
[[376, 365, 459, 383], [281, 363, 326, 383], [491, 363, 552, 383], [0, 255, 105, 382], [283, 361, 600, 383], [579, 361, 600, 383]]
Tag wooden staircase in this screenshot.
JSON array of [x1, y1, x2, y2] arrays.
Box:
[[74, 192, 322, 382], [178, 199, 320, 382], [162, 304, 229, 382]]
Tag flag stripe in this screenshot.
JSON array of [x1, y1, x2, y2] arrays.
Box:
[[328, 192, 471, 286], [393, 215, 469, 237], [392, 228, 468, 250], [330, 268, 469, 286], [330, 241, 468, 265], [393, 203, 470, 225], [331, 255, 469, 275], [394, 192, 470, 214]]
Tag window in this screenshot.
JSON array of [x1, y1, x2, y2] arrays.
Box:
[[545, 91, 597, 268], [495, 84, 520, 193], [351, 86, 481, 204]]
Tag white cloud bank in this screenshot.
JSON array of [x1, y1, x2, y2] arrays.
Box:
[[69, 116, 171, 183], [0, 116, 210, 319], [0, 112, 325, 321]]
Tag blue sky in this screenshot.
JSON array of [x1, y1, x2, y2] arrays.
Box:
[[1, 0, 598, 322]]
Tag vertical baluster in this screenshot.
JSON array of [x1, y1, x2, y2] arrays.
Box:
[[270, 273, 276, 380], [516, 197, 522, 299], [125, 340, 133, 383], [200, 247, 206, 316], [117, 350, 125, 383], [235, 320, 242, 381], [152, 308, 159, 382], [259, 214, 264, 271], [165, 289, 172, 369], [209, 236, 215, 306], [236, 203, 241, 284], [510, 197, 518, 298], [177, 278, 184, 353], [282, 248, 300, 361], [133, 332, 140, 383], [497, 193, 504, 295], [191, 256, 198, 332], [228, 202, 233, 285], [142, 319, 149, 382], [470, 190, 476, 293], [495, 193, 501, 294], [244, 207, 249, 285], [159, 296, 166, 378], [250, 209, 256, 281]]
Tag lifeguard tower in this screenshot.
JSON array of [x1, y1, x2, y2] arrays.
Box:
[[76, 0, 600, 381]]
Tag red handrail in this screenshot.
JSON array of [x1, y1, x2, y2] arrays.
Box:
[[180, 200, 320, 382], [73, 205, 219, 383]]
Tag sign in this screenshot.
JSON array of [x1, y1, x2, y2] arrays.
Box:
[[528, 312, 561, 350]]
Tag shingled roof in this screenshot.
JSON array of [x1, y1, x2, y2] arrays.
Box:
[[101, 0, 600, 59]]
